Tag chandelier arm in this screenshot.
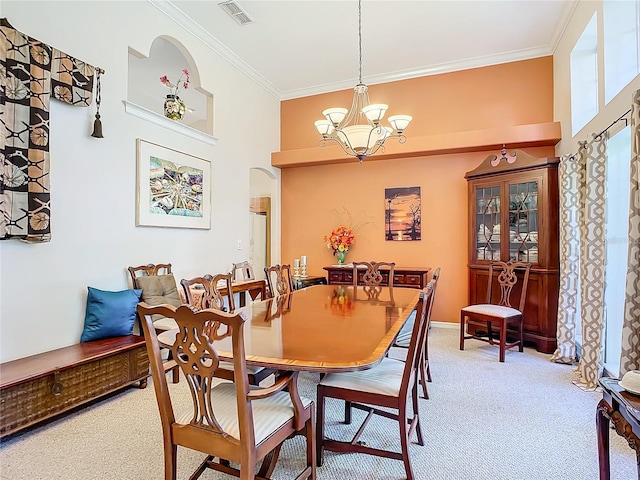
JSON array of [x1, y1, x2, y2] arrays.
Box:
[[319, 135, 361, 160], [334, 129, 360, 156]]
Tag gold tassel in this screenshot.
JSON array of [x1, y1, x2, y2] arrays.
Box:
[[91, 68, 104, 138]]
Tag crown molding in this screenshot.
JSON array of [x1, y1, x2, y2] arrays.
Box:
[[148, 0, 282, 100], [153, 0, 573, 102], [280, 46, 553, 100]]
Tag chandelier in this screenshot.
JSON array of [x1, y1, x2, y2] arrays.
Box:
[[314, 0, 412, 163]]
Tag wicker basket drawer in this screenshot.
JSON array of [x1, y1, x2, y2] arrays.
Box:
[[0, 338, 148, 437]]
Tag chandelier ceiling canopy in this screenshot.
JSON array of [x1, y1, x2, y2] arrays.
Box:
[[314, 0, 412, 163]]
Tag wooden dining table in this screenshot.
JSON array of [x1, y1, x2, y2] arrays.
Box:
[[159, 284, 421, 374]]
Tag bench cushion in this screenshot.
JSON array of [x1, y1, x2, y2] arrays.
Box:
[[81, 287, 142, 342]]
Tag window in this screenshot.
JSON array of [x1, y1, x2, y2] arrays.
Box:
[[603, 125, 631, 377], [570, 13, 599, 136], [603, 0, 640, 104]]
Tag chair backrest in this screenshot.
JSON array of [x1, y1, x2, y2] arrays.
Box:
[[352, 261, 396, 287], [181, 273, 235, 312], [231, 261, 255, 281], [399, 282, 434, 396], [427, 267, 441, 325], [264, 264, 294, 297], [137, 303, 256, 455], [128, 263, 172, 289], [486, 261, 531, 312]]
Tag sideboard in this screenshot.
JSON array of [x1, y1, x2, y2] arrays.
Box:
[[323, 265, 430, 289]]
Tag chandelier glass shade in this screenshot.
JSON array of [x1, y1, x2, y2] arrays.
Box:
[[314, 0, 412, 163]]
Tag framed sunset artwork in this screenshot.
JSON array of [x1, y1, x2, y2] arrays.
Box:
[[384, 186, 421, 241]]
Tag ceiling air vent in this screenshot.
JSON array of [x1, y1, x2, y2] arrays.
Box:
[[218, 1, 254, 26]]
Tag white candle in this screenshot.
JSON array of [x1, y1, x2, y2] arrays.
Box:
[[294, 258, 300, 268], [300, 255, 307, 266]]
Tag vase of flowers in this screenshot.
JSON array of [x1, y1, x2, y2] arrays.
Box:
[[160, 69, 190, 121], [324, 225, 355, 265]]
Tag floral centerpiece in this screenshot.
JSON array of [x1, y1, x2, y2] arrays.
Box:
[[324, 225, 355, 265], [160, 69, 190, 120]]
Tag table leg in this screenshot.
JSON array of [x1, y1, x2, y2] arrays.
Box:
[[596, 398, 612, 480]]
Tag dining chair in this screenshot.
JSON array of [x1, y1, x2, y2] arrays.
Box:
[[394, 267, 441, 399], [460, 261, 532, 362], [352, 261, 396, 288], [180, 273, 274, 386], [316, 282, 434, 480], [231, 261, 255, 281], [137, 302, 316, 480], [180, 273, 236, 312], [128, 262, 180, 383], [264, 264, 294, 298]]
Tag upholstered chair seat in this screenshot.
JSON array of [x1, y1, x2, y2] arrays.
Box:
[[461, 304, 521, 318], [175, 382, 313, 444], [320, 357, 405, 397]]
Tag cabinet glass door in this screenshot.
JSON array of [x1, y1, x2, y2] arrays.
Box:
[[508, 181, 539, 263], [475, 185, 501, 261]]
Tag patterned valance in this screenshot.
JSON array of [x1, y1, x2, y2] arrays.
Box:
[[1, 18, 97, 242]]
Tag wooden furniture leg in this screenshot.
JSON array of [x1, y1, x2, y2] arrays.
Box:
[[597, 399, 612, 480]]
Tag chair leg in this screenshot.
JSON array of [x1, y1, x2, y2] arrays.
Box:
[[344, 400, 352, 424], [398, 403, 415, 480], [518, 317, 524, 352], [306, 404, 317, 480], [171, 365, 179, 384], [459, 313, 466, 350], [424, 342, 432, 383], [499, 320, 507, 362], [411, 382, 424, 446], [316, 388, 325, 467], [165, 443, 177, 480]]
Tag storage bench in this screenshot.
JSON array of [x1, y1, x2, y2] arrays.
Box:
[[0, 335, 149, 438]]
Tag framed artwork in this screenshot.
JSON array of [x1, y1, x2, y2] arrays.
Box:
[[136, 139, 211, 229], [385, 186, 421, 241]]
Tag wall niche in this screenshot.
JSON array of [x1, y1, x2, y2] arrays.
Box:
[[126, 36, 215, 144]]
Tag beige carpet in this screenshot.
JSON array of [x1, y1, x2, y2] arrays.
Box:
[[0, 327, 636, 480]]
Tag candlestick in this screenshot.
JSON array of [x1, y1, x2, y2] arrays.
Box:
[[300, 255, 307, 266], [293, 258, 301, 278]]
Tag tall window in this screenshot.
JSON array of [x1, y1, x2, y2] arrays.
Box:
[[570, 13, 599, 136], [603, 125, 631, 377], [603, 0, 640, 104]]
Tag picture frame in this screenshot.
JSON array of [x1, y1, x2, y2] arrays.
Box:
[[385, 186, 421, 241], [136, 139, 211, 229]]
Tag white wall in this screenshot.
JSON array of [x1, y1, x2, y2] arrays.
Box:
[[0, 1, 281, 362], [554, 0, 640, 156]]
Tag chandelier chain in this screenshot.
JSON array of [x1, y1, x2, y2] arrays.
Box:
[[358, 0, 362, 84]]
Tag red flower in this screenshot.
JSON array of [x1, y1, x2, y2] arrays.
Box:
[[160, 69, 191, 97]]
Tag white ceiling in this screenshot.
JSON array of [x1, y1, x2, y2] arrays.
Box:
[[154, 0, 578, 100]]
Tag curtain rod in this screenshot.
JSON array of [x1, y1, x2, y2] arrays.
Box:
[[595, 108, 632, 139]]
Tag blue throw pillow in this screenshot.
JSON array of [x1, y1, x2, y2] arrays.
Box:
[[80, 287, 143, 342]]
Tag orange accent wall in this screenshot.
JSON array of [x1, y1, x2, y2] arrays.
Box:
[[281, 57, 554, 151], [279, 57, 556, 324]]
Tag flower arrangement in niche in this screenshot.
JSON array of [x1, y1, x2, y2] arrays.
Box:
[[160, 69, 190, 121], [160, 68, 190, 97]]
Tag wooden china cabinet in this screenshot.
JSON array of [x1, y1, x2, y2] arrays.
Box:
[[465, 150, 560, 353]]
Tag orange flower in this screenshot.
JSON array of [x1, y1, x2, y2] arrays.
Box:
[[324, 225, 355, 255]]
